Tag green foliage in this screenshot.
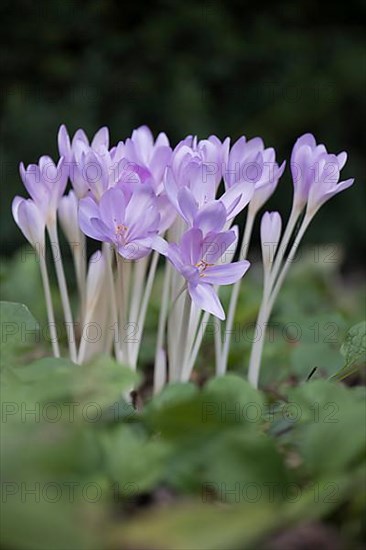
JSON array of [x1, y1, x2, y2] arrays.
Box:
[[0, 301, 39, 366], [332, 321, 366, 381], [1, 296, 365, 549]]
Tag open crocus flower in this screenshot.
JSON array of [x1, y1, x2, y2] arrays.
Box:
[[164, 166, 254, 225], [291, 133, 354, 213], [19, 156, 68, 226], [79, 185, 160, 259], [153, 228, 250, 319]]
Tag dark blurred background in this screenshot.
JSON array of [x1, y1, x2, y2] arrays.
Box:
[[1, 0, 365, 264]]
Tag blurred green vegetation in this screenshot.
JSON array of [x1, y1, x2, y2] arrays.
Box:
[[1, 295, 365, 549], [1, 0, 365, 262]]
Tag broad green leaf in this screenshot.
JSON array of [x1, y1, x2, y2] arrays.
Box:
[[99, 424, 171, 495], [6, 355, 139, 412], [111, 500, 282, 550], [340, 321, 366, 366], [204, 374, 265, 422], [291, 342, 343, 379], [288, 381, 366, 476], [145, 381, 199, 412], [200, 430, 290, 503], [331, 321, 366, 380]]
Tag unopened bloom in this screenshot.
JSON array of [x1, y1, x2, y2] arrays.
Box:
[[12, 197, 45, 250], [58, 190, 80, 244], [79, 186, 160, 259], [19, 156, 68, 225], [291, 133, 354, 213], [260, 211, 282, 270], [153, 228, 250, 319]]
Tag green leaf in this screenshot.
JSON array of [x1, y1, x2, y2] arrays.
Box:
[[145, 381, 199, 412], [341, 321, 366, 366], [288, 381, 366, 477], [201, 430, 290, 503], [331, 321, 366, 380], [3, 355, 140, 419], [99, 425, 171, 495], [0, 301, 39, 367], [204, 374, 265, 421], [112, 500, 281, 550], [291, 342, 343, 379]]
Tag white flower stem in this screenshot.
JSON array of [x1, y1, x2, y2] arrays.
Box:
[[184, 309, 210, 382], [39, 250, 60, 358], [247, 210, 310, 388], [167, 281, 187, 381], [131, 250, 159, 369], [128, 257, 148, 361], [47, 223, 77, 363], [115, 252, 129, 363], [247, 290, 270, 388], [153, 260, 172, 394], [218, 208, 256, 375], [178, 291, 192, 382], [267, 204, 301, 291], [73, 231, 87, 323], [267, 214, 312, 312], [104, 244, 123, 363]]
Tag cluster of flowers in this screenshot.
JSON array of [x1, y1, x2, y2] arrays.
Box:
[[13, 125, 354, 389]]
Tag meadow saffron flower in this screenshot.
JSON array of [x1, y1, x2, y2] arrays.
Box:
[[224, 135, 286, 215], [121, 125, 172, 192], [79, 185, 160, 259], [58, 125, 110, 164], [171, 135, 226, 192], [19, 156, 68, 225], [291, 133, 353, 213], [12, 197, 45, 250], [58, 190, 80, 245], [153, 228, 250, 319], [260, 211, 282, 271], [164, 166, 254, 225], [12, 123, 355, 392]]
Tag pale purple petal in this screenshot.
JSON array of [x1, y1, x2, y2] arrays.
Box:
[[58, 124, 72, 162], [99, 188, 126, 227], [13, 198, 45, 249], [201, 230, 237, 264], [188, 282, 225, 320], [58, 191, 80, 244], [202, 260, 250, 285], [177, 187, 198, 225], [180, 228, 202, 266], [221, 181, 254, 220], [261, 211, 282, 266], [193, 201, 226, 234], [91, 127, 109, 151]]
